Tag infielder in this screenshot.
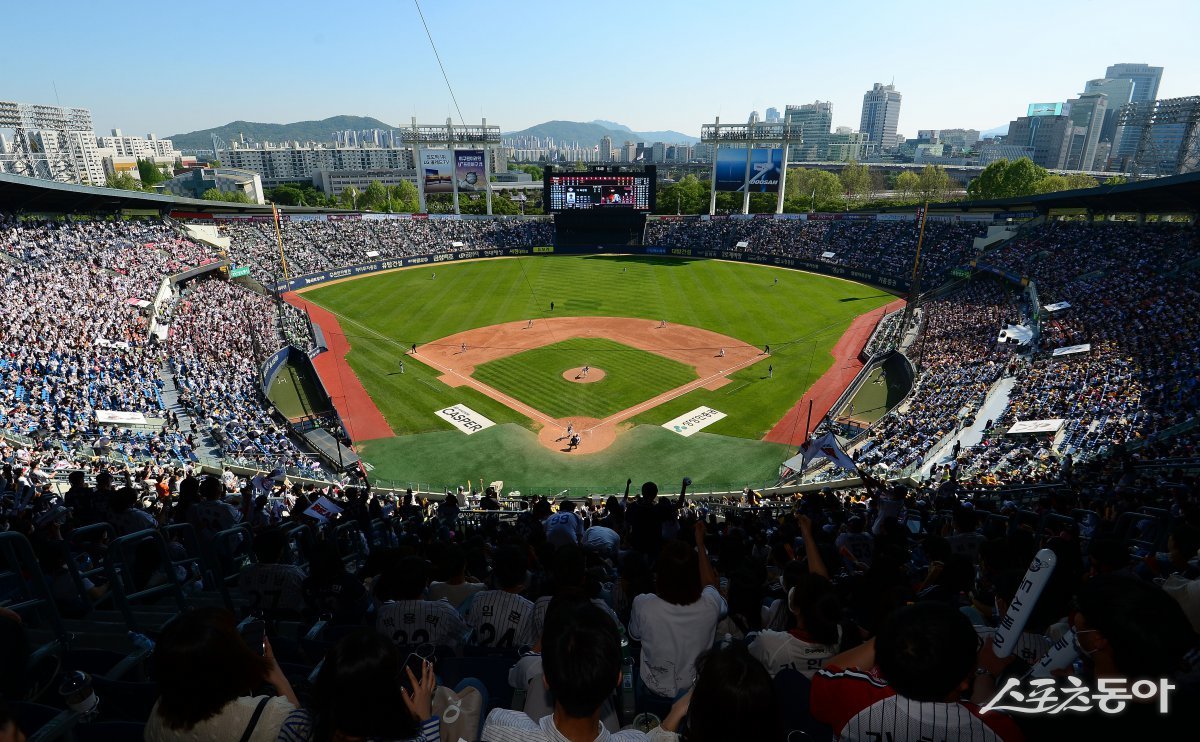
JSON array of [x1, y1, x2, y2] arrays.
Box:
[[581, 365, 590, 378], [719, 348, 725, 358], [460, 342, 467, 354]]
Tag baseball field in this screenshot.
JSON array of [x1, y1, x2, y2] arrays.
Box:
[[283, 254, 895, 495]]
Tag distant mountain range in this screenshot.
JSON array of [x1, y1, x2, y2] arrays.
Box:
[[168, 116, 699, 153], [503, 120, 699, 145], [981, 123, 1009, 138], [168, 115, 394, 152]]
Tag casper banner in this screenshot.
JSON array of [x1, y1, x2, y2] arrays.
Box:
[[454, 150, 486, 192], [420, 150, 454, 193], [714, 147, 783, 192]]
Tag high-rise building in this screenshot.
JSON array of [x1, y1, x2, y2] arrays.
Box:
[[599, 135, 612, 162], [784, 101, 833, 161], [1105, 63, 1163, 106], [765, 107, 781, 123], [1004, 114, 1084, 169], [1084, 78, 1135, 143], [1066, 93, 1107, 170], [621, 141, 636, 163], [860, 83, 902, 151]]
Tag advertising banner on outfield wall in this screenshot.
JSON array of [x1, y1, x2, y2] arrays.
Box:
[[714, 148, 783, 192], [663, 406, 727, 437], [420, 150, 455, 194], [454, 150, 486, 192], [436, 405, 495, 435]]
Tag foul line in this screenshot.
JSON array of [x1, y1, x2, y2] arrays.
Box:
[[582, 353, 765, 434]]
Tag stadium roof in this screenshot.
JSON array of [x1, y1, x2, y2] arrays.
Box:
[[925, 171, 1200, 215], [0, 173, 336, 215]]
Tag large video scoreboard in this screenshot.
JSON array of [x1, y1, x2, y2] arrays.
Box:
[[544, 165, 655, 212]]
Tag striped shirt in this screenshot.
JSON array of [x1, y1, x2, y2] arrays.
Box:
[[376, 598, 470, 648], [811, 665, 1023, 741], [464, 590, 535, 649], [529, 595, 620, 642]]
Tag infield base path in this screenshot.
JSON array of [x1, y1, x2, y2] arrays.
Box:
[[417, 317, 763, 454]]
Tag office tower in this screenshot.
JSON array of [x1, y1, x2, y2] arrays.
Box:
[[860, 83, 902, 151]]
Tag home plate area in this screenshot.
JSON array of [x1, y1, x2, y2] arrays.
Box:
[[415, 317, 762, 453]]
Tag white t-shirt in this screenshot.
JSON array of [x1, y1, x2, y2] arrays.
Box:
[[428, 580, 485, 609], [376, 598, 470, 648], [748, 627, 841, 678], [628, 585, 727, 698]]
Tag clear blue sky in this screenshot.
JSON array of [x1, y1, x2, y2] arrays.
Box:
[[2, 0, 1197, 139]]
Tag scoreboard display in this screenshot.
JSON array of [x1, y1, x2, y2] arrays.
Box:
[[545, 166, 655, 212]]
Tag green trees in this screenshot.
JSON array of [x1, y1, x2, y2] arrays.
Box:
[[839, 161, 872, 204], [337, 186, 361, 211], [786, 167, 844, 211], [916, 165, 953, 202], [895, 170, 920, 199], [655, 174, 708, 214], [966, 158, 1048, 200], [966, 158, 1106, 200], [136, 159, 169, 187], [106, 172, 142, 191], [266, 183, 333, 207], [201, 188, 252, 203]]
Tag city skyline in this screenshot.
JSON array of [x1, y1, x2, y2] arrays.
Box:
[[1, 1, 1197, 141]]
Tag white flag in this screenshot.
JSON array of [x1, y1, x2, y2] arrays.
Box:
[[303, 495, 343, 523], [800, 432, 857, 472]]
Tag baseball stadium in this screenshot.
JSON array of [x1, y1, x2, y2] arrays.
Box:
[[3, 149, 1200, 741]]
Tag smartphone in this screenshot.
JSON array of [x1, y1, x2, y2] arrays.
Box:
[[402, 652, 429, 692], [240, 619, 266, 656]]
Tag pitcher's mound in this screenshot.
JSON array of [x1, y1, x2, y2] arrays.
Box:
[[563, 367, 605, 384]]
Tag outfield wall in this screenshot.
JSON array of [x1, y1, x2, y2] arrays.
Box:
[[272, 244, 912, 294]]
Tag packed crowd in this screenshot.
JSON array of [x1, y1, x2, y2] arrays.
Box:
[[165, 278, 303, 464], [3, 453, 1198, 741], [857, 282, 1023, 475], [219, 218, 555, 284], [644, 218, 985, 284], [961, 222, 1200, 483], [0, 214, 319, 479]]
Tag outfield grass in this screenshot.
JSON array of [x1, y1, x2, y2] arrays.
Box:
[[472, 338, 697, 419], [267, 363, 332, 420], [299, 255, 893, 489], [358, 424, 793, 495]]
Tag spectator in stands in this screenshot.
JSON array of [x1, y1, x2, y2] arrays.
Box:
[[811, 601, 1022, 740], [629, 521, 726, 709], [107, 486, 157, 536], [464, 546, 535, 649], [651, 643, 782, 742], [301, 629, 442, 742], [375, 555, 469, 648], [530, 544, 619, 640], [301, 542, 369, 626], [545, 500, 584, 548], [426, 546, 483, 610], [749, 573, 844, 678], [482, 600, 645, 741], [146, 607, 302, 742], [236, 528, 308, 619], [188, 475, 242, 543]]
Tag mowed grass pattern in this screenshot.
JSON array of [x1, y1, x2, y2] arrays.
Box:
[[472, 338, 697, 419], [303, 255, 893, 440]]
